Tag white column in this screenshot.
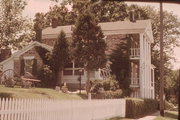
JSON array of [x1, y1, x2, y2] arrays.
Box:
[[139, 33, 144, 98]]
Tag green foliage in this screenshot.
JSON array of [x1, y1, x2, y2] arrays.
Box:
[[103, 89, 123, 99], [0, 0, 35, 49], [126, 98, 158, 118], [72, 10, 106, 92], [4, 78, 16, 87], [52, 30, 70, 85], [109, 36, 131, 90], [35, 46, 52, 66], [90, 79, 119, 93], [37, 65, 55, 87], [72, 1, 128, 22], [72, 10, 106, 70], [90, 78, 123, 99]]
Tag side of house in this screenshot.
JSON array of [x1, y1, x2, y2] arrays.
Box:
[[0, 20, 155, 99]]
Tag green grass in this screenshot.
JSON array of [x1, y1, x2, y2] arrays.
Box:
[[154, 111, 178, 120], [0, 86, 87, 100]]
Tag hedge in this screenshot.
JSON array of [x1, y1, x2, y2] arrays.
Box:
[[126, 98, 158, 118]]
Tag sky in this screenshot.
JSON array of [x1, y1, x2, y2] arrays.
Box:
[[23, 0, 180, 69]]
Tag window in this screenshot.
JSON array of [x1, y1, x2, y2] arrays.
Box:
[[63, 61, 84, 76], [24, 56, 35, 74]]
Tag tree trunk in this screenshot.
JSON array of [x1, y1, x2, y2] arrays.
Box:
[[86, 70, 90, 94], [56, 70, 63, 87]]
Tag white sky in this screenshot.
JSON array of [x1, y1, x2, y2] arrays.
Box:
[[23, 0, 180, 69]]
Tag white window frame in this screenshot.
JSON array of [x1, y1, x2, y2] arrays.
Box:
[[63, 61, 84, 76], [23, 56, 35, 74]]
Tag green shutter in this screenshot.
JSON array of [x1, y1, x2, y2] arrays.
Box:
[[32, 58, 37, 76], [20, 59, 25, 76]]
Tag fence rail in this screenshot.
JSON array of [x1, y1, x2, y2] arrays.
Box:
[[0, 98, 125, 120]]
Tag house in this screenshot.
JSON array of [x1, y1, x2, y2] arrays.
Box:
[[0, 20, 155, 99]]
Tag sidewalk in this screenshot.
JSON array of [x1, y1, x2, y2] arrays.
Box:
[[136, 111, 160, 120]]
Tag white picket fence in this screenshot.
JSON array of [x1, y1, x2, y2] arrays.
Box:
[[0, 98, 126, 120]]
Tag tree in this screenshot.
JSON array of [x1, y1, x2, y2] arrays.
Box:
[[72, 10, 107, 93], [51, 30, 70, 86], [0, 0, 34, 49], [67, 0, 128, 23], [109, 36, 131, 95]]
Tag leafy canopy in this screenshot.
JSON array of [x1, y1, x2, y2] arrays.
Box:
[[72, 10, 107, 70], [0, 0, 34, 49]]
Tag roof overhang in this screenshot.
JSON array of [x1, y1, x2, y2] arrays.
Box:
[[0, 41, 53, 65]]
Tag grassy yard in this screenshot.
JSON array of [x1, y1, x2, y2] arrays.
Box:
[[154, 111, 178, 120], [0, 86, 87, 100]]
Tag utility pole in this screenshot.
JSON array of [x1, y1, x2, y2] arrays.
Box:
[[159, 1, 164, 116], [178, 68, 180, 120]]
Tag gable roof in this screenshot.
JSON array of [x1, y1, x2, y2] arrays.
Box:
[[0, 41, 53, 65], [0, 49, 11, 62], [42, 19, 154, 43]]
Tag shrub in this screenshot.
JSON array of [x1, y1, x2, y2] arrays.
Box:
[[4, 78, 16, 87], [90, 78, 119, 93], [126, 98, 158, 118], [37, 65, 55, 87], [104, 89, 123, 99], [90, 78, 123, 99]]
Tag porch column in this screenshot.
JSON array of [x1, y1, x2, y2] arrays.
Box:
[[139, 33, 144, 98]]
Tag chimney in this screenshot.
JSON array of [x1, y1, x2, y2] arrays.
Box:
[[129, 10, 136, 22], [35, 29, 42, 42]]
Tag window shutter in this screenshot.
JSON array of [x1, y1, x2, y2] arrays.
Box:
[[20, 59, 25, 76], [32, 58, 37, 76]]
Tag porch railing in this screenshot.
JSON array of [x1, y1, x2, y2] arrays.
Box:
[[130, 77, 139, 87], [130, 48, 140, 58]]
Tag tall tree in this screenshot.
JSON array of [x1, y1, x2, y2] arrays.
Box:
[[109, 36, 131, 95], [0, 0, 34, 49], [52, 30, 70, 86], [72, 10, 107, 93]]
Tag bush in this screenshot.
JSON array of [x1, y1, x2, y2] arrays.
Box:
[[90, 78, 123, 99], [90, 78, 119, 93], [126, 98, 158, 118], [37, 65, 55, 87], [104, 89, 123, 99], [4, 78, 16, 87]]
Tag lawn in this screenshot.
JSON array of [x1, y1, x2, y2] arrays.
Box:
[[0, 86, 87, 100], [154, 111, 178, 120]]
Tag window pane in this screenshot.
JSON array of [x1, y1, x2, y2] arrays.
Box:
[[74, 70, 84, 75], [63, 70, 73, 75], [25, 59, 34, 74]]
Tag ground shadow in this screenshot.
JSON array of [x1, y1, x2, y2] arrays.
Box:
[[77, 93, 88, 99]]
